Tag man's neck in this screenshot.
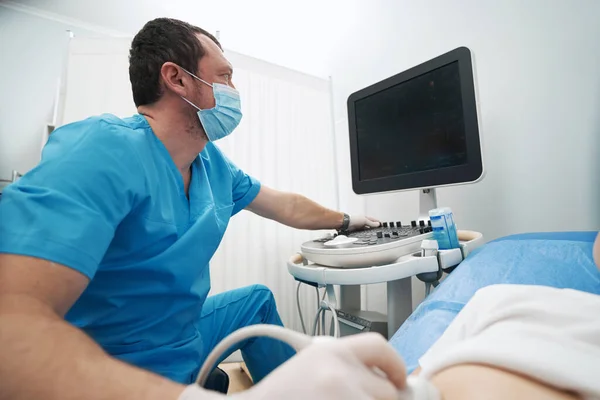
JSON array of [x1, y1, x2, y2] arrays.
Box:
[[138, 103, 207, 174]]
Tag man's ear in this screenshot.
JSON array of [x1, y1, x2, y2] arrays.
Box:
[[160, 62, 190, 98]]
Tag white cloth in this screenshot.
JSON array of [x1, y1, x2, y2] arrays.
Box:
[[419, 284, 600, 400]]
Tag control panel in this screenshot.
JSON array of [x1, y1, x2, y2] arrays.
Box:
[[344, 220, 432, 245], [301, 220, 433, 268]]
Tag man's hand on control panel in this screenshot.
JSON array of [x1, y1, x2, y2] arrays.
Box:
[[348, 215, 381, 232]]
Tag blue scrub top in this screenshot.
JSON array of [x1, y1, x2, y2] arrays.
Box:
[[0, 114, 261, 382]]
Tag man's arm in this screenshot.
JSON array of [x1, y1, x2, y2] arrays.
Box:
[[246, 186, 380, 231], [246, 186, 343, 230], [0, 255, 410, 400], [0, 254, 206, 400]]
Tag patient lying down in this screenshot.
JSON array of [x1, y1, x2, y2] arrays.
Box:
[[414, 233, 600, 400]]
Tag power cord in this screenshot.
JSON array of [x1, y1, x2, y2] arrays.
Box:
[[296, 282, 330, 336], [326, 302, 340, 338], [310, 298, 340, 338], [295, 283, 341, 338], [315, 287, 321, 334], [296, 282, 307, 334], [424, 281, 440, 297]]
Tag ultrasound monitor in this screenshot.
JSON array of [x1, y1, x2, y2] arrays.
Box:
[[347, 47, 483, 198]]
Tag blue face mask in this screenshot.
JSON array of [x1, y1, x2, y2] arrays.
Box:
[[180, 68, 242, 141]]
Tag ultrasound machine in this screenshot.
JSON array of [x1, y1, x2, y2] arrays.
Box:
[[287, 47, 485, 339]]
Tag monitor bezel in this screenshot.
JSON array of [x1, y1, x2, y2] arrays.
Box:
[[347, 46, 483, 195]]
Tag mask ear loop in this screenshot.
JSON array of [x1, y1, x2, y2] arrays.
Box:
[[180, 96, 201, 111], [178, 66, 214, 112], [179, 66, 213, 87]]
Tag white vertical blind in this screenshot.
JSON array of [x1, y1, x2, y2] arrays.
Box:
[[212, 51, 337, 331]]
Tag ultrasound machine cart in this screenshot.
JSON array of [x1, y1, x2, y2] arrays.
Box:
[[288, 213, 485, 339], [287, 47, 485, 339]]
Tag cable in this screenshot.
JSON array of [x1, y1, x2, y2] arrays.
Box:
[[332, 306, 340, 338], [319, 288, 327, 335], [193, 324, 441, 399], [321, 306, 326, 335], [313, 287, 321, 336], [325, 302, 340, 338], [320, 288, 327, 335], [319, 288, 339, 337], [312, 307, 323, 336], [296, 282, 307, 334], [310, 288, 341, 337], [314, 287, 321, 335], [425, 281, 440, 297], [195, 324, 313, 387]]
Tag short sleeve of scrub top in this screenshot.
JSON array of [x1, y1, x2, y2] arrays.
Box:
[[213, 145, 261, 216], [0, 118, 144, 280]]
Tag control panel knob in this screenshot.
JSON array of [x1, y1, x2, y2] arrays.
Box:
[[411, 221, 417, 228], [396, 221, 402, 227], [392, 231, 399, 236], [384, 233, 390, 238], [377, 231, 383, 239], [427, 220, 432, 227], [419, 220, 425, 227], [389, 222, 395, 228], [382, 222, 388, 228], [419, 227, 425, 234]]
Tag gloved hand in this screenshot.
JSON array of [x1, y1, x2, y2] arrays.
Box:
[[228, 333, 406, 400], [348, 215, 381, 232]]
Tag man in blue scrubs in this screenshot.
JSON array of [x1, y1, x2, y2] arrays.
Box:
[[0, 18, 408, 400]]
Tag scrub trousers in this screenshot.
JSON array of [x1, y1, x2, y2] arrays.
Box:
[[193, 284, 296, 384]]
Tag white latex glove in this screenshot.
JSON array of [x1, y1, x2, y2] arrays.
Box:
[[231, 333, 406, 400], [348, 215, 381, 232]]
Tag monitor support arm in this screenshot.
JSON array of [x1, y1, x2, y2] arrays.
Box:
[[419, 188, 437, 221]]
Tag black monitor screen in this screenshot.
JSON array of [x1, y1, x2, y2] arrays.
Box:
[[355, 61, 467, 181]]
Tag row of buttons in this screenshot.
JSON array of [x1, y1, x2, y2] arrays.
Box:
[[312, 219, 432, 246], [352, 238, 399, 246], [376, 227, 431, 238], [382, 220, 432, 228]]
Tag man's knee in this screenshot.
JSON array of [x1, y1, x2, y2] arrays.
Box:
[[248, 284, 276, 305], [245, 284, 281, 324]]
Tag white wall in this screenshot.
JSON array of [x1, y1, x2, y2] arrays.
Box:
[[331, 0, 600, 312], [0, 7, 98, 179], [0, 0, 358, 177]]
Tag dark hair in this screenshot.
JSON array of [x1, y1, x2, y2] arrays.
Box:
[[129, 18, 222, 107]]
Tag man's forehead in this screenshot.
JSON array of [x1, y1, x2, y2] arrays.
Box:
[[197, 34, 232, 71]]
